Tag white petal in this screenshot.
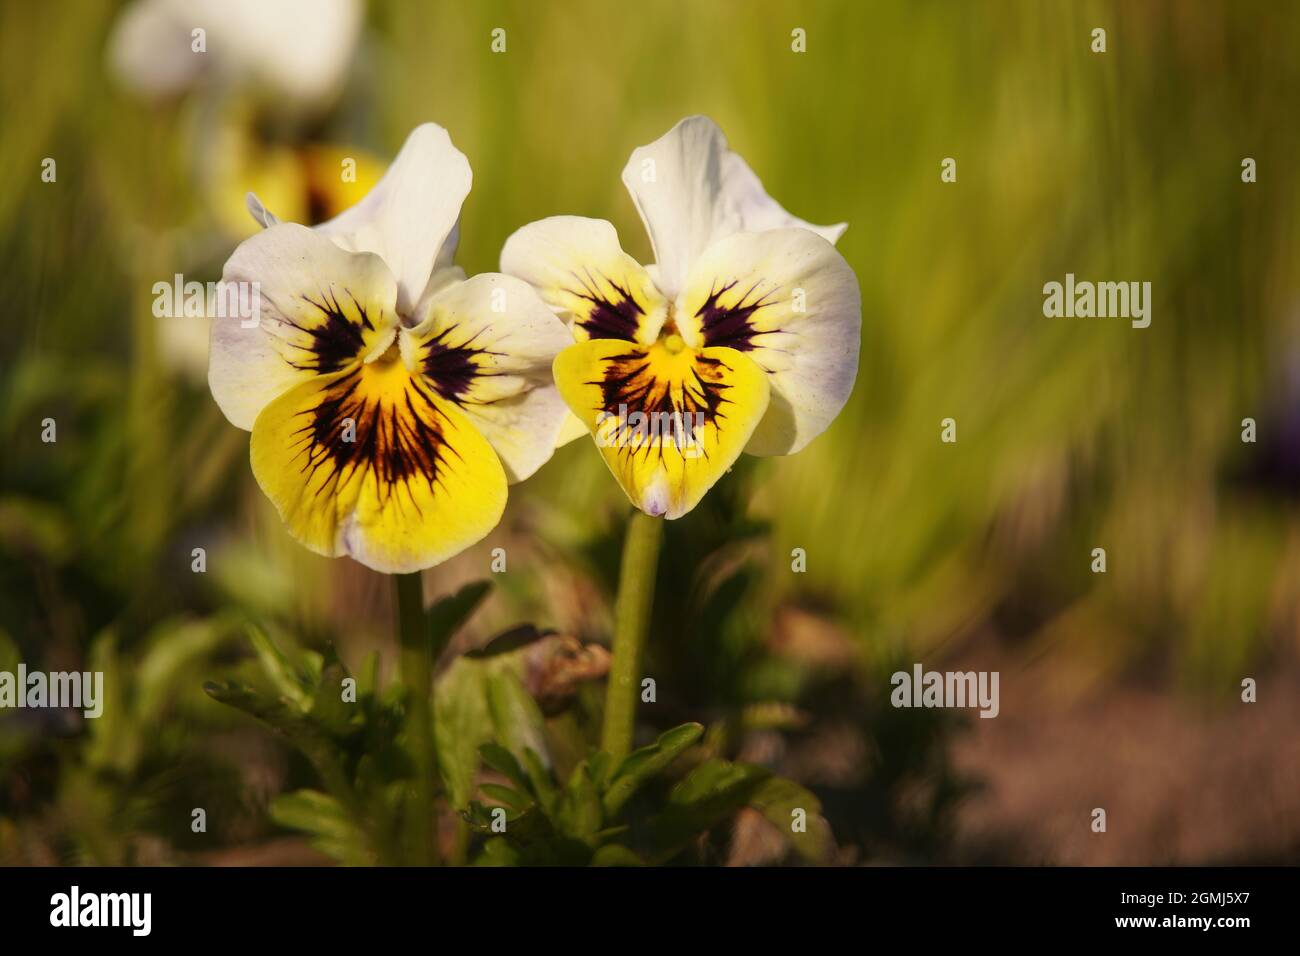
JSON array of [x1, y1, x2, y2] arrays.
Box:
[[416, 264, 468, 311], [211, 223, 399, 430], [500, 216, 667, 344], [719, 150, 847, 245], [405, 274, 573, 482], [679, 228, 860, 456], [621, 116, 846, 297], [316, 123, 471, 315]]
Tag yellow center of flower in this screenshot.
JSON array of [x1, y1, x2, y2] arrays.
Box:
[[362, 326, 400, 365], [371, 339, 403, 366]]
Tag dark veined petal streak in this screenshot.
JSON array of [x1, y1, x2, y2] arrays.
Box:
[[590, 347, 741, 466], [265, 287, 381, 374], [419, 325, 505, 403], [696, 278, 779, 351], [567, 267, 647, 341], [288, 366, 460, 516]]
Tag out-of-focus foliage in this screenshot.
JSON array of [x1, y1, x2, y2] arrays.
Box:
[[2, 0, 1297, 865]]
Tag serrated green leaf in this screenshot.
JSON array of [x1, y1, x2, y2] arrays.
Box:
[[480, 783, 532, 812], [270, 789, 347, 832], [643, 759, 771, 860], [486, 669, 550, 770], [271, 790, 369, 865], [748, 776, 833, 863], [434, 657, 492, 809], [245, 624, 311, 709], [203, 680, 336, 772], [479, 742, 532, 795], [603, 722, 703, 817], [520, 746, 559, 815]]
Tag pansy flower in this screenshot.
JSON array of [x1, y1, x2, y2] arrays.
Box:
[[110, 0, 381, 239], [502, 116, 861, 519], [210, 124, 571, 573]]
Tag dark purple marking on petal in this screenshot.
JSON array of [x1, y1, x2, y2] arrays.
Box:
[[568, 269, 645, 342], [419, 326, 505, 403], [696, 280, 778, 351]]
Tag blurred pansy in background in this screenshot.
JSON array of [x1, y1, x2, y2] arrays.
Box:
[[109, 0, 378, 237], [108, 0, 380, 379], [503, 116, 861, 519], [211, 124, 571, 573]]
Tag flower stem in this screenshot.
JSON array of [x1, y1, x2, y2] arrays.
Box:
[[395, 571, 438, 866], [600, 510, 665, 762]]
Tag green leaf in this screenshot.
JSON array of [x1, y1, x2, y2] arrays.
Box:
[[464, 624, 546, 660], [435, 630, 551, 811], [427, 580, 491, 656], [203, 680, 335, 771], [356, 650, 380, 697], [434, 657, 492, 809], [520, 746, 559, 815], [588, 750, 614, 790], [309, 659, 360, 737], [748, 776, 833, 863], [602, 722, 703, 817], [244, 625, 311, 710], [128, 618, 229, 728], [555, 760, 603, 844], [480, 783, 533, 812], [474, 837, 520, 867], [83, 632, 130, 774], [643, 759, 771, 860], [271, 789, 368, 865], [486, 669, 550, 770], [479, 743, 533, 795], [591, 844, 645, 867]]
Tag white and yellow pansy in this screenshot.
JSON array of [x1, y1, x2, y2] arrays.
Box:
[[210, 124, 571, 573], [502, 116, 861, 519]]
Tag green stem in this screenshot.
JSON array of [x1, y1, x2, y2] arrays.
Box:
[[395, 572, 438, 866], [600, 510, 665, 762]]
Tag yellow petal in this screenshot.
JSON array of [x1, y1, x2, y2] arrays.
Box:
[[249, 353, 507, 573], [553, 338, 769, 519]]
